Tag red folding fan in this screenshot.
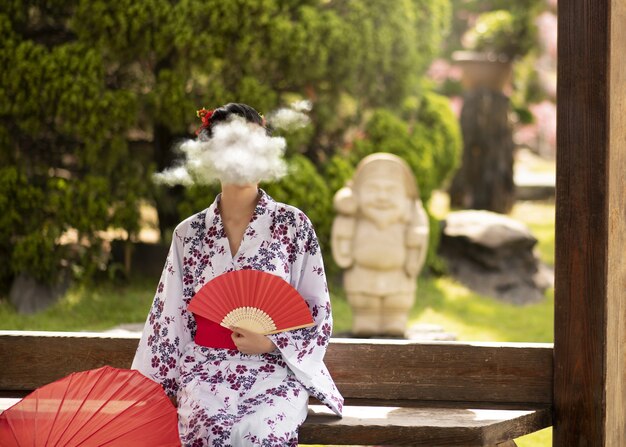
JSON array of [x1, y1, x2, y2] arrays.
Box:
[[0, 366, 180, 446], [188, 269, 315, 335]]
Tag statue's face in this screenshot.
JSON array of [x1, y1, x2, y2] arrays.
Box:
[[357, 177, 410, 227]]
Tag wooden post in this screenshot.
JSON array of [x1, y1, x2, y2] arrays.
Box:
[[554, 0, 626, 445]]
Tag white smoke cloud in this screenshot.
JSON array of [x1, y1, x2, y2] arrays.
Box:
[[266, 100, 312, 131], [153, 116, 287, 186], [152, 165, 193, 187], [291, 99, 312, 112]]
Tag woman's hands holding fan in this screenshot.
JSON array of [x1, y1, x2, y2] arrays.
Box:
[[231, 326, 277, 355]]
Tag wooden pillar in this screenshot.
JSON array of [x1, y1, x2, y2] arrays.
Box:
[[554, 0, 626, 445]]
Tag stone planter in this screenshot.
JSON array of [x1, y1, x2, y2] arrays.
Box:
[[452, 50, 512, 92]]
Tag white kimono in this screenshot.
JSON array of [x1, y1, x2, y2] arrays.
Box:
[[132, 190, 343, 446]]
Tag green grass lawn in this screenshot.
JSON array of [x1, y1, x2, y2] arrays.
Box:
[[511, 200, 555, 266], [0, 196, 555, 447], [0, 263, 554, 343]]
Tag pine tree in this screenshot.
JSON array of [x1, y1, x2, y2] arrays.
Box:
[[1, 0, 455, 302]]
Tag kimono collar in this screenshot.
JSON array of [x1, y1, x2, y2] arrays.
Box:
[[211, 188, 274, 218]]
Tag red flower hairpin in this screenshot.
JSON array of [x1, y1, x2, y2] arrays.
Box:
[[195, 107, 214, 135]]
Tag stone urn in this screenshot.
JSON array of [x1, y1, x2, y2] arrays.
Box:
[[452, 50, 513, 92]]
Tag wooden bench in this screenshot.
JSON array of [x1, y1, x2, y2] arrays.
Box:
[[0, 331, 553, 446]]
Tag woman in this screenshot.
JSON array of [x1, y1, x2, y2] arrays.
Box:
[[132, 103, 343, 446]]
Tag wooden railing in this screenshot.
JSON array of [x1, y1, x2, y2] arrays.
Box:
[[0, 331, 553, 446]]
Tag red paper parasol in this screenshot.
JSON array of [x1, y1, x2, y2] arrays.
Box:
[[0, 366, 180, 446], [188, 269, 314, 335]]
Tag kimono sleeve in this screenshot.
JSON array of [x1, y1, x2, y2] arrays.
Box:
[[131, 230, 193, 398], [268, 215, 344, 416]]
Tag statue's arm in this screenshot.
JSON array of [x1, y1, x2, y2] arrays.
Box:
[[331, 186, 358, 268], [405, 200, 430, 277], [331, 216, 355, 268]]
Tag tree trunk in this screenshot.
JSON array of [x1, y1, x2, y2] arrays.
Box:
[[448, 88, 515, 214], [153, 122, 185, 241]]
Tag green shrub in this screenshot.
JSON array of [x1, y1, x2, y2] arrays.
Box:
[[407, 91, 463, 191], [463, 10, 537, 60], [353, 92, 461, 203], [0, 24, 144, 293], [0, 168, 51, 289], [0, 166, 144, 292], [322, 153, 356, 197]]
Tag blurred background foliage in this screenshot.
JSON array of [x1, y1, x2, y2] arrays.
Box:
[[1, 0, 462, 292], [432, 0, 555, 128], [452, 0, 542, 60]]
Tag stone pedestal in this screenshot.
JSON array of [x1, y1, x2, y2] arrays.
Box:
[[448, 51, 516, 214]]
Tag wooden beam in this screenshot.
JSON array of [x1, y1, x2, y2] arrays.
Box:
[[299, 405, 551, 446], [554, 0, 626, 445], [0, 331, 553, 406], [326, 339, 553, 406], [606, 0, 626, 442], [0, 396, 550, 446]]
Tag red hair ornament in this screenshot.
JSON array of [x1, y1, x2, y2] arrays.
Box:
[[195, 107, 214, 135]]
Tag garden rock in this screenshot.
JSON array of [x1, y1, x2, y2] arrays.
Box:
[[439, 210, 552, 304], [9, 272, 71, 314]]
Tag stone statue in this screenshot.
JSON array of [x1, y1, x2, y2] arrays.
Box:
[[331, 153, 429, 336]]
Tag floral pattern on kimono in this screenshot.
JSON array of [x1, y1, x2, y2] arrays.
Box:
[[132, 190, 343, 446]]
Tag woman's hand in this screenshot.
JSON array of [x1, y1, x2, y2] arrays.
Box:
[[230, 326, 277, 355]]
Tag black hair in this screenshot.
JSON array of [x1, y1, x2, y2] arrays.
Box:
[[198, 103, 269, 140]]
